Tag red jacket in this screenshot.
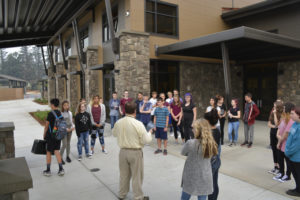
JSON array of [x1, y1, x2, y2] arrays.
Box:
[[243, 102, 260, 126]]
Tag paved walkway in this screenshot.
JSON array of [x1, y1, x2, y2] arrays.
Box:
[[0, 99, 298, 200]]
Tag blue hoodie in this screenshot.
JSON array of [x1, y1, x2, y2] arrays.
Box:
[[285, 122, 300, 162]]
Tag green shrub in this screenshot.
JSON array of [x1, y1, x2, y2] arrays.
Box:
[[34, 98, 48, 104], [33, 110, 49, 122]]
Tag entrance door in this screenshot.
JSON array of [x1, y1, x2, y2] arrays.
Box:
[[103, 69, 115, 118], [244, 64, 277, 120]]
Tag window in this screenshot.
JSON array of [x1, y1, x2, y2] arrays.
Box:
[[55, 48, 59, 62], [65, 39, 71, 57], [150, 60, 179, 94], [80, 27, 89, 50], [145, 0, 178, 36], [102, 6, 118, 42]]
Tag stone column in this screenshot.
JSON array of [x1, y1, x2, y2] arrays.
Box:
[[47, 67, 56, 104], [278, 61, 300, 104], [86, 46, 100, 102], [114, 31, 150, 98], [55, 63, 66, 104], [0, 122, 15, 160], [68, 56, 81, 111]]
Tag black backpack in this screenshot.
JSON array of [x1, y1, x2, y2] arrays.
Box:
[[48, 111, 68, 140]]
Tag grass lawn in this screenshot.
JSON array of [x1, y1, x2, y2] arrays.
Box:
[[30, 110, 50, 126]]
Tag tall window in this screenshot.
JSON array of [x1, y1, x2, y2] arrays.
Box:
[[80, 27, 89, 49], [150, 60, 179, 94], [145, 0, 178, 36], [65, 39, 71, 57], [102, 6, 118, 43], [55, 48, 59, 62]]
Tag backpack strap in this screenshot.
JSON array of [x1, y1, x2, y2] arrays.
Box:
[[51, 110, 63, 119]]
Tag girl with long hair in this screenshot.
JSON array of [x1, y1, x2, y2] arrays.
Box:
[[268, 100, 284, 175], [181, 119, 218, 200], [60, 100, 75, 164], [273, 102, 295, 182], [75, 102, 92, 161], [170, 95, 184, 143], [228, 99, 241, 146], [182, 93, 197, 141]]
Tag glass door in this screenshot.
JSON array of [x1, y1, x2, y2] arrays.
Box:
[[244, 64, 277, 121], [103, 70, 115, 118]]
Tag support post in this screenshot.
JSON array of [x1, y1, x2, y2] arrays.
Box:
[[41, 46, 48, 75], [72, 19, 85, 98], [221, 42, 232, 108], [59, 34, 68, 70], [105, 0, 119, 54]]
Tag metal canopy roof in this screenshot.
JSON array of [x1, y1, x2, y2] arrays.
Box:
[[0, 74, 27, 82], [0, 0, 99, 48], [156, 26, 300, 63], [222, 0, 300, 22]]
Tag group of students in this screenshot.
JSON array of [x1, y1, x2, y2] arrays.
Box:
[[267, 100, 300, 197], [42, 96, 108, 177], [108, 89, 197, 156]]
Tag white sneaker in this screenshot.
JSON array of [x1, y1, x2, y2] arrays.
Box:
[[273, 173, 282, 181], [102, 149, 108, 154], [279, 175, 291, 183], [78, 156, 82, 161], [89, 151, 94, 156]]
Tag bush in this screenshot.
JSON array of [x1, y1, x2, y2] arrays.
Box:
[[32, 110, 49, 123], [34, 98, 48, 105]]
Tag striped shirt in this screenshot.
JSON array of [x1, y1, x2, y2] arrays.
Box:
[[154, 107, 169, 128]]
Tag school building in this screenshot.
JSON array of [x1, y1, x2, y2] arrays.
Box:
[[1, 0, 300, 120]]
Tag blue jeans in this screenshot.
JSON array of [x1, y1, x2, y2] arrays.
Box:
[[91, 128, 104, 147], [77, 131, 89, 156], [228, 121, 239, 142], [208, 156, 221, 200], [181, 191, 206, 200], [110, 115, 119, 129]]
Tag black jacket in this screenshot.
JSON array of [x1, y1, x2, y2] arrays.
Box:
[[75, 112, 92, 137]]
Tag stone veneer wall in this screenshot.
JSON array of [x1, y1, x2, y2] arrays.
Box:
[[47, 67, 56, 104], [0, 122, 15, 160], [179, 61, 243, 117], [278, 61, 300, 105], [114, 31, 150, 98], [68, 56, 80, 111], [55, 63, 66, 104], [86, 47, 100, 103]]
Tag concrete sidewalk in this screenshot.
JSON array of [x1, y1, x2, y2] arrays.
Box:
[[0, 99, 298, 200]]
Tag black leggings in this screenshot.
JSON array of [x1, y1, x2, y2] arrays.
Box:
[[219, 118, 225, 144], [171, 117, 183, 139], [278, 150, 291, 177], [270, 128, 278, 164], [290, 161, 300, 192], [183, 119, 194, 141]]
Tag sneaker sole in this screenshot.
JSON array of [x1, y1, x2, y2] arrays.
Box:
[[43, 173, 51, 177], [58, 173, 65, 176]]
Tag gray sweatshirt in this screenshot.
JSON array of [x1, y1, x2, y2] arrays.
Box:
[[181, 139, 213, 196]]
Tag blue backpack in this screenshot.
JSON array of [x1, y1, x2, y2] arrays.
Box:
[[49, 111, 68, 140]]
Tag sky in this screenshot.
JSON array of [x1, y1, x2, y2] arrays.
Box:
[[4, 47, 21, 54]]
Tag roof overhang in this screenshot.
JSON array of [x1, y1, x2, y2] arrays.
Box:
[[222, 0, 300, 22], [0, 0, 101, 48], [156, 26, 300, 63]]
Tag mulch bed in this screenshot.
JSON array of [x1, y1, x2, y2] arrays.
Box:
[[29, 112, 46, 126]]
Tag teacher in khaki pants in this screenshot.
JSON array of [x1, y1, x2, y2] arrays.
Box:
[[113, 101, 152, 200]]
